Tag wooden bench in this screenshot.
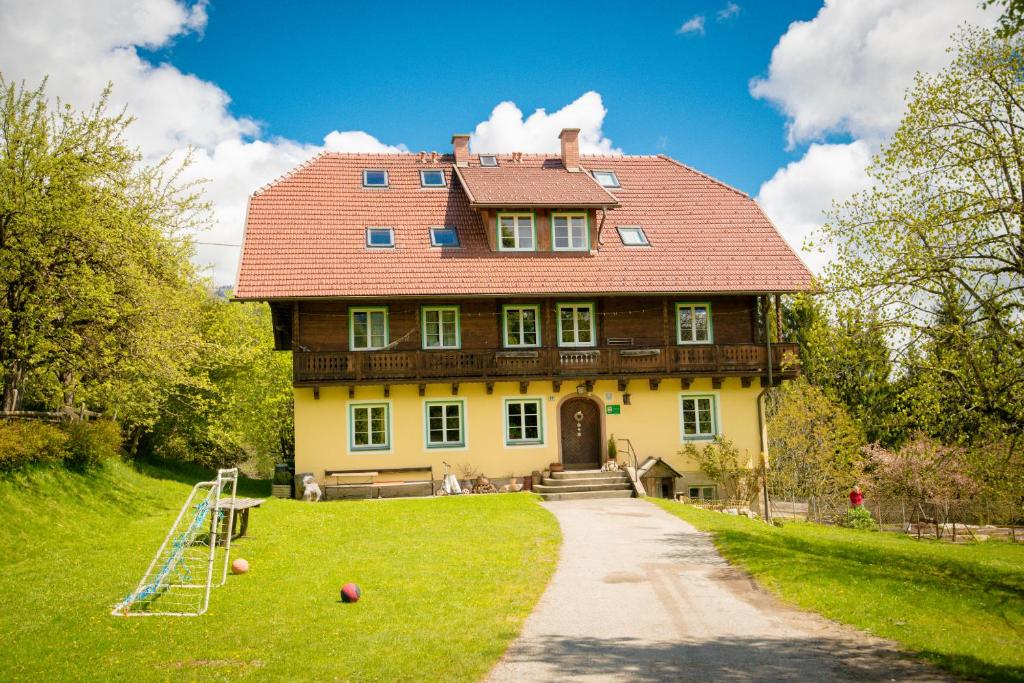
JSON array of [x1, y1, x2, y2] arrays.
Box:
[[324, 466, 435, 500], [214, 497, 264, 540]]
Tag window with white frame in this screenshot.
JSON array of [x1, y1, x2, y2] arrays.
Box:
[[592, 170, 620, 188], [503, 305, 540, 347], [420, 169, 446, 187], [421, 306, 460, 349], [425, 401, 464, 448], [557, 303, 595, 347], [505, 399, 542, 444], [429, 226, 459, 247], [350, 307, 388, 350], [350, 403, 389, 450], [680, 395, 717, 440], [498, 213, 535, 251], [676, 303, 712, 343], [617, 226, 649, 246], [552, 213, 588, 251], [365, 227, 395, 248], [363, 170, 389, 187]]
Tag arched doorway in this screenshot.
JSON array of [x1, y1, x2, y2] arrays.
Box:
[[559, 396, 602, 470]]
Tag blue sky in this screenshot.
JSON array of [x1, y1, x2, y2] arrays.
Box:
[[145, 0, 822, 195], [0, 0, 991, 281]]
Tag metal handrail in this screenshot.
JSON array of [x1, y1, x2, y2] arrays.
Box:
[[616, 438, 641, 490]]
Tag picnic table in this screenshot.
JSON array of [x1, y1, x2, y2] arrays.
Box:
[[214, 497, 264, 540]]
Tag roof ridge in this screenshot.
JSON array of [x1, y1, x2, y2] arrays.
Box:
[[254, 151, 328, 196], [656, 154, 749, 198]]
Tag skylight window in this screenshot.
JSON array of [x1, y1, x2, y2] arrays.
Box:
[[617, 226, 649, 246], [592, 170, 620, 188], [429, 226, 460, 247], [363, 170, 389, 187], [479, 155, 498, 167], [420, 170, 446, 187], [365, 227, 395, 248]]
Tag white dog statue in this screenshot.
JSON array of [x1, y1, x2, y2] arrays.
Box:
[[302, 474, 322, 502]]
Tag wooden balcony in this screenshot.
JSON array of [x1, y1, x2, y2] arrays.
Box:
[[293, 343, 799, 386]]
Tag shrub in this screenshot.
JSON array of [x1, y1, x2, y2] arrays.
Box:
[[0, 421, 68, 470], [843, 506, 877, 531], [62, 420, 122, 470], [680, 436, 759, 503]]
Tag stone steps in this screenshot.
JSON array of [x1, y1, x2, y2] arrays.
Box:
[[539, 468, 635, 501]]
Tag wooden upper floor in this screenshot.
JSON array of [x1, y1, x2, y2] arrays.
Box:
[[272, 295, 798, 386]]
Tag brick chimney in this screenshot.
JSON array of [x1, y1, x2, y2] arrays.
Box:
[[559, 128, 581, 172], [451, 134, 470, 167]]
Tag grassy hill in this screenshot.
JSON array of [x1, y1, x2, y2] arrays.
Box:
[[0, 460, 559, 682]]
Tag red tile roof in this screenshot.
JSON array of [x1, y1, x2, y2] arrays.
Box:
[[234, 152, 812, 299], [454, 160, 619, 208]]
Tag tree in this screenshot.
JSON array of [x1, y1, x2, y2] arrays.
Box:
[[981, 0, 1024, 37], [818, 27, 1024, 443], [0, 75, 207, 413], [767, 378, 866, 499]]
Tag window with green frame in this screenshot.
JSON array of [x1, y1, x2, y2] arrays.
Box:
[[680, 395, 717, 440], [421, 306, 460, 349], [676, 303, 712, 343], [551, 213, 588, 251], [425, 401, 464, 448], [497, 213, 535, 251], [350, 403, 389, 450], [557, 302, 595, 347], [505, 398, 543, 444], [350, 307, 388, 350], [502, 305, 540, 347]]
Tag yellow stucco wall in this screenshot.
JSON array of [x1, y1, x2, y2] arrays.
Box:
[[294, 377, 763, 490]]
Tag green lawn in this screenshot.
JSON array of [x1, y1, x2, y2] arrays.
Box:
[[0, 461, 559, 682], [651, 498, 1024, 682]]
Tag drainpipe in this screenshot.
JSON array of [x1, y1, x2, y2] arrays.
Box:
[[596, 208, 607, 247], [760, 294, 774, 525]]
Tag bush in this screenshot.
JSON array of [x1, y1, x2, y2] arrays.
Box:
[[62, 420, 122, 470], [0, 419, 121, 471], [0, 421, 68, 470], [843, 506, 877, 531]]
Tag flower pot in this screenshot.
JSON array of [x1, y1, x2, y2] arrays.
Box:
[[549, 462, 565, 473]]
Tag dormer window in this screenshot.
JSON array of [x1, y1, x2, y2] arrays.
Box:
[[363, 170, 389, 187], [617, 226, 649, 246], [592, 170, 620, 188], [479, 155, 498, 167], [497, 213, 535, 251], [365, 227, 395, 248], [429, 226, 459, 247], [420, 170, 446, 187], [552, 213, 588, 251]]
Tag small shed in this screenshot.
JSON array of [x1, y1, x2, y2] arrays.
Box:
[[638, 458, 684, 499]]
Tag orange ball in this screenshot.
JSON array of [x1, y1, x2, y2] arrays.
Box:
[[231, 558, 249, 574]]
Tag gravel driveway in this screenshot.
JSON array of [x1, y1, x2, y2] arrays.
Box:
[[487, 497, 951, 682]]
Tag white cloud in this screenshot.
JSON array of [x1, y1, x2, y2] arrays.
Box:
[[677, 15, 706, 36], [470, 91, 619, 155], [1, 0, 616, 284], [752, 0, 997, 272], [756, 141, 872, 273], [717, 3, 741, 21], [751, 0, 994, 146]]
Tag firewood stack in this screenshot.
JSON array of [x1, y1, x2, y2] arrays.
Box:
[[472, 475, 498, 494]]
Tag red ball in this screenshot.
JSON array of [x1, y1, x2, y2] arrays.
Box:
[[231, 558, 249, 574], [340, 582, 362, 603]]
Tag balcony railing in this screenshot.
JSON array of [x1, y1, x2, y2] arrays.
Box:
[[293, 343, 799, 385]]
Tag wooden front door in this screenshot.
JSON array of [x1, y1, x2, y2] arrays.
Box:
[[560, 397, 602, 469]]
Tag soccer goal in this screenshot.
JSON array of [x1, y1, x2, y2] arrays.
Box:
[[112, 468, 238, 617]]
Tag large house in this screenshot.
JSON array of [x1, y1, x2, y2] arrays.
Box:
[[235, 129, 812, 499]]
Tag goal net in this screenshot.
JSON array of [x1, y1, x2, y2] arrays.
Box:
[[112, 468, 238, 617]]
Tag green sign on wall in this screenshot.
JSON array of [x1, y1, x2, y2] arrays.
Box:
[[606, 404, 621, 415]]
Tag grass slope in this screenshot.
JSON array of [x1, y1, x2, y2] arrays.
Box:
[[0, 461, 559, 682], [651, 498, 1024, 682]]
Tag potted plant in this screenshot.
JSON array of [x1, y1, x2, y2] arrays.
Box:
[[607, 434, 618, 462]]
